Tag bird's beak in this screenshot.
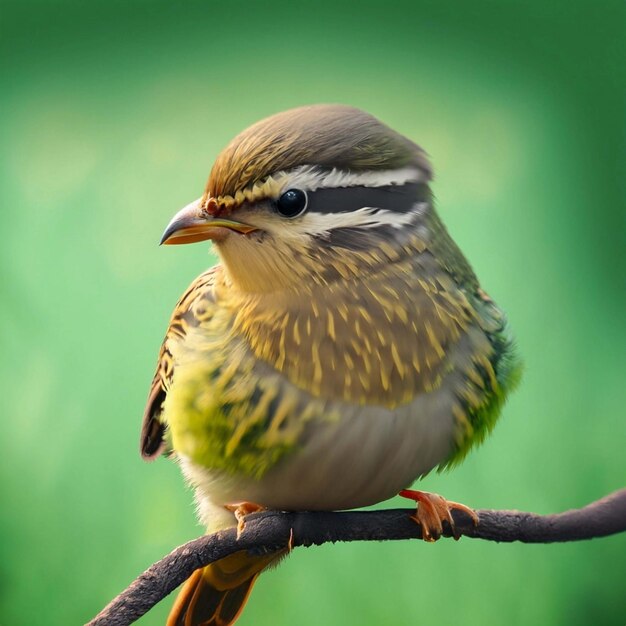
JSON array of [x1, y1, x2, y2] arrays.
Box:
[[160, 198, 257, 245]]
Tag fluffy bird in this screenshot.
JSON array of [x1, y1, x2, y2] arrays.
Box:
[[141, 104, 520, 625]]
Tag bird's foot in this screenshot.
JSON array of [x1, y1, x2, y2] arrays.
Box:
[[399, 489, 478, 542], [225, 502, 267, 539]]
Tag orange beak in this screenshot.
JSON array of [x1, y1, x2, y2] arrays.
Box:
[[160, 198, 257, 245]]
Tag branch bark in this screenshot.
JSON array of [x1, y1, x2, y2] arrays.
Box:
[[88, 488, 626, 626]]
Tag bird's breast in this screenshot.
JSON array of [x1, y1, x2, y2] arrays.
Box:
[[228, 258, 473, 408], [163, 259, 510, 512]]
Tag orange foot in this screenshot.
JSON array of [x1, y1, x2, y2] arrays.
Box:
[[399, 489, 478, 542], [225, 502, 267, 539]]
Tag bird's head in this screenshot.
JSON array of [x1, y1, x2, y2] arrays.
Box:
[[161, 104, 434, 292]]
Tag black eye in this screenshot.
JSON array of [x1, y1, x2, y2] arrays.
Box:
[[275, 189, 308, 218]]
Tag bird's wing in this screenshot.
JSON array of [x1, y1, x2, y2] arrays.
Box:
[[140, 267, 219, 460]]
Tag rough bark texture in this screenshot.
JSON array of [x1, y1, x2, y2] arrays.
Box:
[[88, 488, 626, 626]]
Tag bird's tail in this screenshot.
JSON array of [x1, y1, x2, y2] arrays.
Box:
[[166, 550, 281, 626]]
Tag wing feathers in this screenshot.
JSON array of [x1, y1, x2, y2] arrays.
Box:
[[139, 268, 219, 460]]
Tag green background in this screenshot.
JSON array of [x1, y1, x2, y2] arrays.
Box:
[[2, 1, 624, 624]]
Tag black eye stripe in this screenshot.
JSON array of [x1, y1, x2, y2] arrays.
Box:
[[303, 182, 429, 214]]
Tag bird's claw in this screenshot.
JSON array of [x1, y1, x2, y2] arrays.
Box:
[[225, 502, 266, 539], [399, 489, 478, 542]]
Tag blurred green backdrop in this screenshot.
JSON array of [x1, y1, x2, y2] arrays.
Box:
[[1, 1, 624, 624]]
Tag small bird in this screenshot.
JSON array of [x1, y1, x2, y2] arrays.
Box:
[[141, 104, 521, 625]]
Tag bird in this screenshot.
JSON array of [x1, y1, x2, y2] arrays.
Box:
[[140, 104, 521, 625]]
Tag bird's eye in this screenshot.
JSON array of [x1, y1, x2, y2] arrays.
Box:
[[275, 189, 308, 218]]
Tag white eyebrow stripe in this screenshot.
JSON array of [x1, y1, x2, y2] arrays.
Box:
[[290, 204, 424, 236], [274, 165, 426, 193]]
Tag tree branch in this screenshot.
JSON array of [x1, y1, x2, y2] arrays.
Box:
[[88, 488, 626, 626]]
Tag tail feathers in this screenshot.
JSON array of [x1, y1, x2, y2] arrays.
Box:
[[167, 551, 280, 626]]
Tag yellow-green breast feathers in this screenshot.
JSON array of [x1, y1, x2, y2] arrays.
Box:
[[143, 256, 519, 476]]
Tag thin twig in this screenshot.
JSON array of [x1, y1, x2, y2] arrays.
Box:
[[88, 488, 626, 626]]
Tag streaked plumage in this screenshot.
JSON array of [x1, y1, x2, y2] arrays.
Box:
[[141, 104, 521, 625]]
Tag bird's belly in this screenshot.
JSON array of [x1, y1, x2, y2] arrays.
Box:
[[180, 388, 457, 525]]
